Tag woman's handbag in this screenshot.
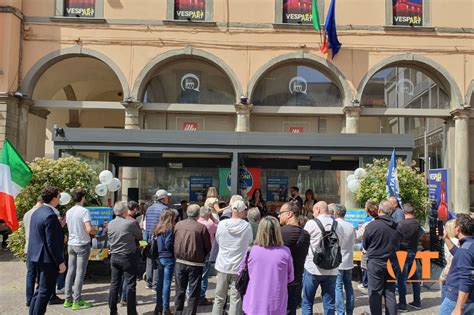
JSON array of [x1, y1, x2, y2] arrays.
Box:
[[236, 249, 251, 297]]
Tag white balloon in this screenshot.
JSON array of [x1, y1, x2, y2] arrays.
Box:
[[346, 174, 357, 184], [354, 168, 367, 179], [348, 179, 360, 193], [59, 192, 71, 205], [107, 178, 121, 192], [99, 170, 114, 185], [95, 183, 108, 197]]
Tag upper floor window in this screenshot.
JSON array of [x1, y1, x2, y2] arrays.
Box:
[[167, 0, 212, 21], [276, 0, 323, 24], [392, 0, 422, 26], [55, 0, 104, 18], [252, 63, 342, 107]]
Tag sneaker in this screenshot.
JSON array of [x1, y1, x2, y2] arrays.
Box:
[[409, 302, 422, 310], [71, 299, 92, 310], [199, 298, 213, 306], [56, 288, 65, 294], [48, 296, 64, 305], [121, 300, 127, 307], [63, 299, 73, 308], [398, 303, 408, 313], [357, 283, 367, 290]]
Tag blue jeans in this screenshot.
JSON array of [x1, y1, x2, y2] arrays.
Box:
[[155, 257, 175, 311], [397, 251, 421, 307], [26, 260, 37, 304], [336, 269, 354, 315], [146, 257, 158, 289], [200, 261, 213, 300], [302, 270, 337, 315], [439, 297, 474, 315]]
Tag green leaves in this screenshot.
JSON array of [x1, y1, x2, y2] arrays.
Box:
[[355, 158, 428, 223]]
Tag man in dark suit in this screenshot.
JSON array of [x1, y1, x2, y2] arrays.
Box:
[[28, 186, 66, 315]]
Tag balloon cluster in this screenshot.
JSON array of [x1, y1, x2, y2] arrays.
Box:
[[347, 168, 367, 194], [59, 192, 72, 206], [95, 170, 122, 197]]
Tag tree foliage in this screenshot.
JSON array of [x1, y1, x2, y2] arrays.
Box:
[[355, 158, 429, 223]]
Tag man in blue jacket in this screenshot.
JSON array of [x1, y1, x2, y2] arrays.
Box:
[[27, 187, 66, 315], [440, 213, 474, 315]]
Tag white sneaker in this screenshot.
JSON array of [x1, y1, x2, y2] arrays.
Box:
[[56, 288, 65, 294]]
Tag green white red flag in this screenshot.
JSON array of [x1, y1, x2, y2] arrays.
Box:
[[0, 139, 32, 231]]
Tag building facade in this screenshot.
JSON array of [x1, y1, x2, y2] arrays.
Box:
[[0, 0, 473, 211]]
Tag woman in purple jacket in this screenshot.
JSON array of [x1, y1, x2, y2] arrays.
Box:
[[241, 216, 294, 315], [154, 209, 176, 315]]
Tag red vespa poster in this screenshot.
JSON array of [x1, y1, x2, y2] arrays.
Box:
[[283, 0, 313, 24], [175, 0, 206, 21], [64, 0, 96, 17], [393, 0, 423, 26]]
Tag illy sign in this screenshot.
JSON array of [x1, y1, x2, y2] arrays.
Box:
[[182, 121, 198, 131], [289, 127, 304, 133]]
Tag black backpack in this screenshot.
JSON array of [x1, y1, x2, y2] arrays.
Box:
[[311, 218, 342, 270]]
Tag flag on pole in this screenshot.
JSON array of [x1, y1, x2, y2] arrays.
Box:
[[321, 0, 341, 59], [0, 139, 32, 231], [386, 148, 403, 208], [312, 0, 320, 31]]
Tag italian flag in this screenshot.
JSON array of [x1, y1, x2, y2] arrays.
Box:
[[0, 139, 32, 231]]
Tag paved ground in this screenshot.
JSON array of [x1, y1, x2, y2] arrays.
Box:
[[0, 249, 442, 314]]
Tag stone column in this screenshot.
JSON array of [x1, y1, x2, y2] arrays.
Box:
[[0, 95, 19, 147], [16, 99, 34, 157], [28, 107, 50, 161], [121, 102, 143, 201], [451, 108, 470, 213], [342, 106, 362, 209], [235, 104, 252, 132]]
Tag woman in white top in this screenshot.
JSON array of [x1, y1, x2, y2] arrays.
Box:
[[205, 187, 226, 220]]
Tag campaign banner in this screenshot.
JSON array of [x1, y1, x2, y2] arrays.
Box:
[[428, 169, 449, 221], [88, 207, 113, 228], [189, 176, 212, 202], [64, 0, 96, 17], [266, 176, 289, 202], [393, 0, 423, 26], [87, 207, 113, 253], [174, 0, 205, 21], [345, 209, 367, 229], [283, 0, 313, 24], [218, 167, 261, 197]]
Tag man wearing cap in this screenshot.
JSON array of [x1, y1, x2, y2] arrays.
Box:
[[145, 189, 172, 289]]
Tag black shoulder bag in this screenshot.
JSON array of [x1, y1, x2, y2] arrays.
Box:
[[236, 249, 251, 297]]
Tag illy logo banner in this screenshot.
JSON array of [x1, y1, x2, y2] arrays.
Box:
[[289, 127, 304, 133], [182, 121, 198, 131], [387, 251, 440, 283]]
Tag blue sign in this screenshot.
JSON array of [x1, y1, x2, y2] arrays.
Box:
[[266, 176, 289, 202], [345, 209, 367, 229], [87, 207, 113, 228], [189, 176, 213, 202], [428, 169, 450, 221]]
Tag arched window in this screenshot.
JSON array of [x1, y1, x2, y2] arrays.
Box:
[[252, 63, 342, 107], [143, 59, 236, 104], [361, 66, 449, 108]]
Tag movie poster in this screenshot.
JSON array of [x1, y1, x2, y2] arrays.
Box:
[[174, 0, 206, 21], [64, 0, 96, 17], [218, 167, 261, 197], [283, 0, 313, 24], [266, 176, 289, 202], [392, 0, 423, 26], [189, 176, 213, 202]]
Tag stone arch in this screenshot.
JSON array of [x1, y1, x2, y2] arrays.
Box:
[[355, 53, 464, 110], [248, 52, 354, 107], [465, 80, 474, 107], [21, 46, 130, 101], [132, 48, 243, 103]]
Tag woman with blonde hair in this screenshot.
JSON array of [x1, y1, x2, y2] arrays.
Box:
[[240, 216, 294, 314], [154, 209, 177, 315], [204, 187, 226, 220]]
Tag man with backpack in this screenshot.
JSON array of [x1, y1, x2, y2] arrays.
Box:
[[302, 201, 345, 315]]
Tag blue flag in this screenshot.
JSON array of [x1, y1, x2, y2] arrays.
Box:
[[324, 0, 342, 59], [386, 149, 403, 208]]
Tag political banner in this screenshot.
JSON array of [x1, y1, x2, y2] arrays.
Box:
[[266, 176, 289, 202], [88, 207, 113, 228], [87, 207, 113, 253], [345, 209, 367, 229], [174, 0, 205, 21], [189, 176, 212, 202], [393, 0, 423, 26], [428, 169, 449, 221], [218, 167, 261, 197], [283, 0, 313, 24], [64, 0, 96, 17]]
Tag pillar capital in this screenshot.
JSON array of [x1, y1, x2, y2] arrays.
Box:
[[234, 103, 252, 132], [343, 105, 362, 118], [121, 101, 143, 111], [19, 98, 34, 111], [234, 103, 253, 115], [450, 107, 471, 120], [29, 107, 50, 119]]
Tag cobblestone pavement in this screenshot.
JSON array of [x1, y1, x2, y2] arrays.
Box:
[[0, 249, 442, 314]]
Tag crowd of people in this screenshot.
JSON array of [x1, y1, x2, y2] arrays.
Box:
[[22, 185, 474, 315]]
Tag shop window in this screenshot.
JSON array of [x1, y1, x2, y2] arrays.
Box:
[[275, 0, 324, 24], [386, 0, 430, 26], [143, 59, 235, 104], [167, 0, 213, 21], [252, 63, 342, 107], [55, 0, 104, 18], [361, 66, 449, 109]]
